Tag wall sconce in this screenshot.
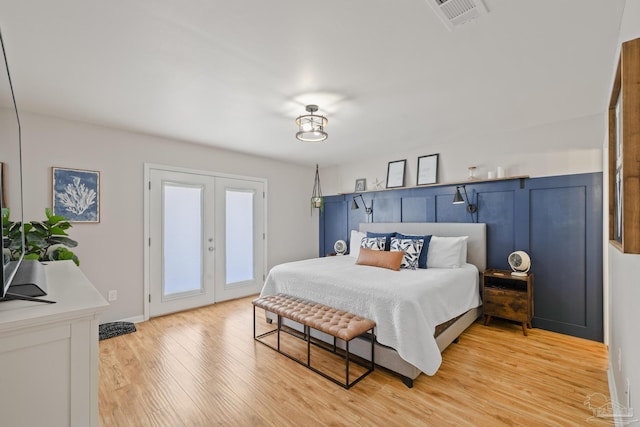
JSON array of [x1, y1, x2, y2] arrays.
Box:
[[453, 185, 477, 222], [352, 194, 373, 221]]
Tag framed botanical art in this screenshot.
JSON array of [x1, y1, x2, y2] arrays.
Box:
[[608, 37, 640, 253], [417, 154, 439, 185], [52, 167, 100, 223], [386, 160, 406, 189]]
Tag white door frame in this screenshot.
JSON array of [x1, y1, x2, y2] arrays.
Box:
[[143, 163, 268, 321]]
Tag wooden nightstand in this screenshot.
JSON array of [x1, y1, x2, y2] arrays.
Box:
[[482, 269, 534, 336]]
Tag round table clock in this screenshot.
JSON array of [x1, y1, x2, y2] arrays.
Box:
[[508, 251, 531, 276], [334, 240, 347, 255]]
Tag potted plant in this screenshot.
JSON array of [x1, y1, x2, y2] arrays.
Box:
[[2, 208, 80, 266]]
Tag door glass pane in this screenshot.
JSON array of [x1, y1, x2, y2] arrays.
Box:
[[226, 189, 254, 284], [163, 183, 203, 296]]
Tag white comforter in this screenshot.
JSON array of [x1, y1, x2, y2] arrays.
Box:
[[260, 256, 482, 376]]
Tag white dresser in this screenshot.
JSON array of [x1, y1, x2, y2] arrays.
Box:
[[0, 261, 109, 427]]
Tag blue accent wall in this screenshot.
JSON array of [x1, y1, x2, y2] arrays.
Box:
[[319, 172, 603, 342]]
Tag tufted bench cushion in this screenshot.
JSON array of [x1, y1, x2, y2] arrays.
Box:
[[253, 294, 375, 342]]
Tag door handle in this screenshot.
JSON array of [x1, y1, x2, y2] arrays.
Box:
[[208, 246, 214, 252]]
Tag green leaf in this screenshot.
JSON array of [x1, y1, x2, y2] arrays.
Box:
[[48, 226, 69, 236], [45, 207, 52, 219], [48, 236, 78, 247], [30, 222, 48, 234], [47, 215, 68, 225], [24, 253, 40, 261], [56, 222, 72, 230], [26, 234, 47, 247], [50, 247, 79, 266]]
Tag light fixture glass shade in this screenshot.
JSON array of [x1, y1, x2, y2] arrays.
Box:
[[296, 104, 328, 142]]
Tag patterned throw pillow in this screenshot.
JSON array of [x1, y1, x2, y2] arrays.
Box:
[[360, 236, 386, 251], [390, 237, 424, 270]]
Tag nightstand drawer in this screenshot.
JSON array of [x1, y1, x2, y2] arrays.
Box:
[[483, 290, 530, 322]]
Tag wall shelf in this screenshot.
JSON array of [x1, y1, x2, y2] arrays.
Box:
[[338, 175, 529, 195]]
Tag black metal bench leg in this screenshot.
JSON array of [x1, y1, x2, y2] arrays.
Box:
[[306, 325, 311, 366], [277, 315, 282, 351], [371, 329, 375, 371]]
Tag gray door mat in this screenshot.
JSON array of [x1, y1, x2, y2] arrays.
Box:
[[99, 321, 136, 340]]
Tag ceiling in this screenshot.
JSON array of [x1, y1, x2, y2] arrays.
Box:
[[0, 0, 626, 167]]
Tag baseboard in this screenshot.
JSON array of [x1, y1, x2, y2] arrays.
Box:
[[119, 314, 145, 324]]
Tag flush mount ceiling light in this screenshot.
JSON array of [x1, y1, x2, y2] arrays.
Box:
[[296, 104, 328, 142]]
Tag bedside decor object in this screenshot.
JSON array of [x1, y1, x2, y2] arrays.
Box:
[[496, 166, 506, 178], [482, 269, 533, 336], [352, 194, 373, 222], [468, 166, 477, 180], [310, 164, 323, 214], [508, 251, 531, 276], [386, 159, 406, 188], [334, 239, 347, 255], [373, 178, 384, 190], [417, 154, 439, 185], [52, 167, 100, 222], [452, 185, 477, 222], [296, 104, 328, 142], [608, 37, 640, 253], [355, 178, 366, 192]]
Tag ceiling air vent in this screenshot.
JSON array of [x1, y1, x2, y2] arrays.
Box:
[[426, 0, 488, 30]]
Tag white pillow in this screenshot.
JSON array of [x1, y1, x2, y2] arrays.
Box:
[[349, 230, 366, 258], [426, 236, 468, 268]]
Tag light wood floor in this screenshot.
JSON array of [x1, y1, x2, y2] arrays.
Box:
[[99, 296, 609, 426]]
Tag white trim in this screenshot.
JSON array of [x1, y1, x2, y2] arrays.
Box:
[[117, 315, 145, 324], [608, 361, 623, 427]]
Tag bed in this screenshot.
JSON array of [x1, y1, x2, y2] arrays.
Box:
[[258, 222, 486, 386]]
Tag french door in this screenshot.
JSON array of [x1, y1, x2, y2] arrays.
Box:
[[145, 166, 265, 318]]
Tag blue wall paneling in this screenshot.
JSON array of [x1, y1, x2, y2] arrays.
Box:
[[319, 173, 603, 341]]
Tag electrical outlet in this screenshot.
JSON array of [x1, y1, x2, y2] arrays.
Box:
[[108, 290, 117, 302]]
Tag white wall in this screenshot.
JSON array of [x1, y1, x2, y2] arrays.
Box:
[[19, 112, 318, 322], [320, 113, 604, 195], [607, 0, 640, 418]]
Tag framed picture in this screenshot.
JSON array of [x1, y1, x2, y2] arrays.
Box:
[[417, 154, 439, 186], [608, 37, 640, 253], [386, 160, 406, 189], [355, 178, 366, 192], [52, 167, 100, 223]]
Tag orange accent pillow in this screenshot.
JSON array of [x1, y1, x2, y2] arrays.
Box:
[[356, 248, 404, 271]]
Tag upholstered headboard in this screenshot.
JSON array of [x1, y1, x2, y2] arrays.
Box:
[[359, 222, 487, 272]]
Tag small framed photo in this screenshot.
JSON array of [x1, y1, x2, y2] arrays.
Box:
[[52, 167, 100, 223], [386, 160, 406, 189], [355, 178, 366, 192], [417, 154, 439, 186]]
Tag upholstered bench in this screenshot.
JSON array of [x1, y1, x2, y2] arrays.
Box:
[[252, 293, 376, 389]]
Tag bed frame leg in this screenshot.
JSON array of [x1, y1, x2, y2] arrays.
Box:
[[401, 376, 414, 388], [453, 337, 460, 344]]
